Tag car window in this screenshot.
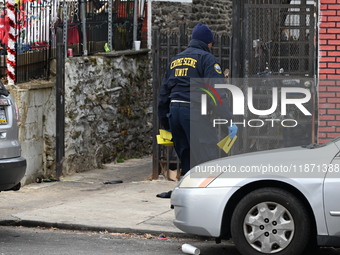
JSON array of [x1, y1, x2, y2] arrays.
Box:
[[0, 81, 9, 96]]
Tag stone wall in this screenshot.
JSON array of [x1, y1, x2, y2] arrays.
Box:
[[152, 0, 233, 34], [63, 50, 153, 175], [189, 0, 233, 34], [7, 81, 55, 184], [7, 49, 153, 183], [152, 2, 192, 31]]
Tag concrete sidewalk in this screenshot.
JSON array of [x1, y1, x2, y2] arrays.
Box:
[[0, 157, 186, 237]]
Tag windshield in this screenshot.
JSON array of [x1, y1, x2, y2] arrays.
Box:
[[310, 137, 340, 149]]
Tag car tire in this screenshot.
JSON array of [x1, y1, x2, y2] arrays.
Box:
[[230, 187, 310, 255]]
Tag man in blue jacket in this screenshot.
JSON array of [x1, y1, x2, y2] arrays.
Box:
[[157, 24, 237, 198]]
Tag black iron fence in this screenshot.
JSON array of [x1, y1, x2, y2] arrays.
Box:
[[0, 1, 53, 83], [59, 0, 145, 56], [0, 0, 146, 84]]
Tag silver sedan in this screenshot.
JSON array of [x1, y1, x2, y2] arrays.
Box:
[[0, 82, 26, 192], [171, 137, 340, 255]]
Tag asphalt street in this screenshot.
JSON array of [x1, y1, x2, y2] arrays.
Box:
[[0, 157, 339, 255]]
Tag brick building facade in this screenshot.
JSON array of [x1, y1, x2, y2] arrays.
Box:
[[318, 0, 340, 143]]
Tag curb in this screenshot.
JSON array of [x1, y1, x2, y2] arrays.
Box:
[[0, 219, 198, 239]]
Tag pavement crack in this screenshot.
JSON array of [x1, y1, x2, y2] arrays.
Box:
[[135, 210, 172, 225]]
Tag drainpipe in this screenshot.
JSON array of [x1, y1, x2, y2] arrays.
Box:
[[108, 0, 113, 50], [63, 1, 68, 58], [147, 0, 151, 49], [79, 0, 88, 55], [133, 0, 138, 48]]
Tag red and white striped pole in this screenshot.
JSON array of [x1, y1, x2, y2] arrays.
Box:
[[6, 0, 17, 85]]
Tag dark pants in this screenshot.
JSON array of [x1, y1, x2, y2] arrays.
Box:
[[169, 105, 191, 175], [168, 105, 220, 175]]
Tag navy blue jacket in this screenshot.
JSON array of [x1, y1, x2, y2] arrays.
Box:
[[158, 39, 233, 130]]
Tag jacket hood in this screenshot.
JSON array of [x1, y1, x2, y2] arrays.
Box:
[[188, 39, 210, 52]]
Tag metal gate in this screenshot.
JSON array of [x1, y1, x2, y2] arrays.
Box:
[[151, 25, 231, 178], [152, 1, 317, 178], [243, 2, 316, 77], [231, 0, 317, 155]]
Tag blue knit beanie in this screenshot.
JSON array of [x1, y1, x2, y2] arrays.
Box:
[[192, 24, 214, 44]]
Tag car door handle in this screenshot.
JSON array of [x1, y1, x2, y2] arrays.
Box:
[[330, 211, 340, 216], [0, 132, 6, 139]]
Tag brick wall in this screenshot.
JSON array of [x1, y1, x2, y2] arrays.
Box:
[[318, 0, 340, 143]]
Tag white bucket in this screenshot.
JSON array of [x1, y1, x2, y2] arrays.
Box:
[[134, 41, 141, 50]]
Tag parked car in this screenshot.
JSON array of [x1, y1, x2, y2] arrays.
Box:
[[171, 137, 340, 255], [0, 81, 26, 191]]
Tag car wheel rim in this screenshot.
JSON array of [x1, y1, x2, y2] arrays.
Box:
[[243, 201, 295, 254]]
